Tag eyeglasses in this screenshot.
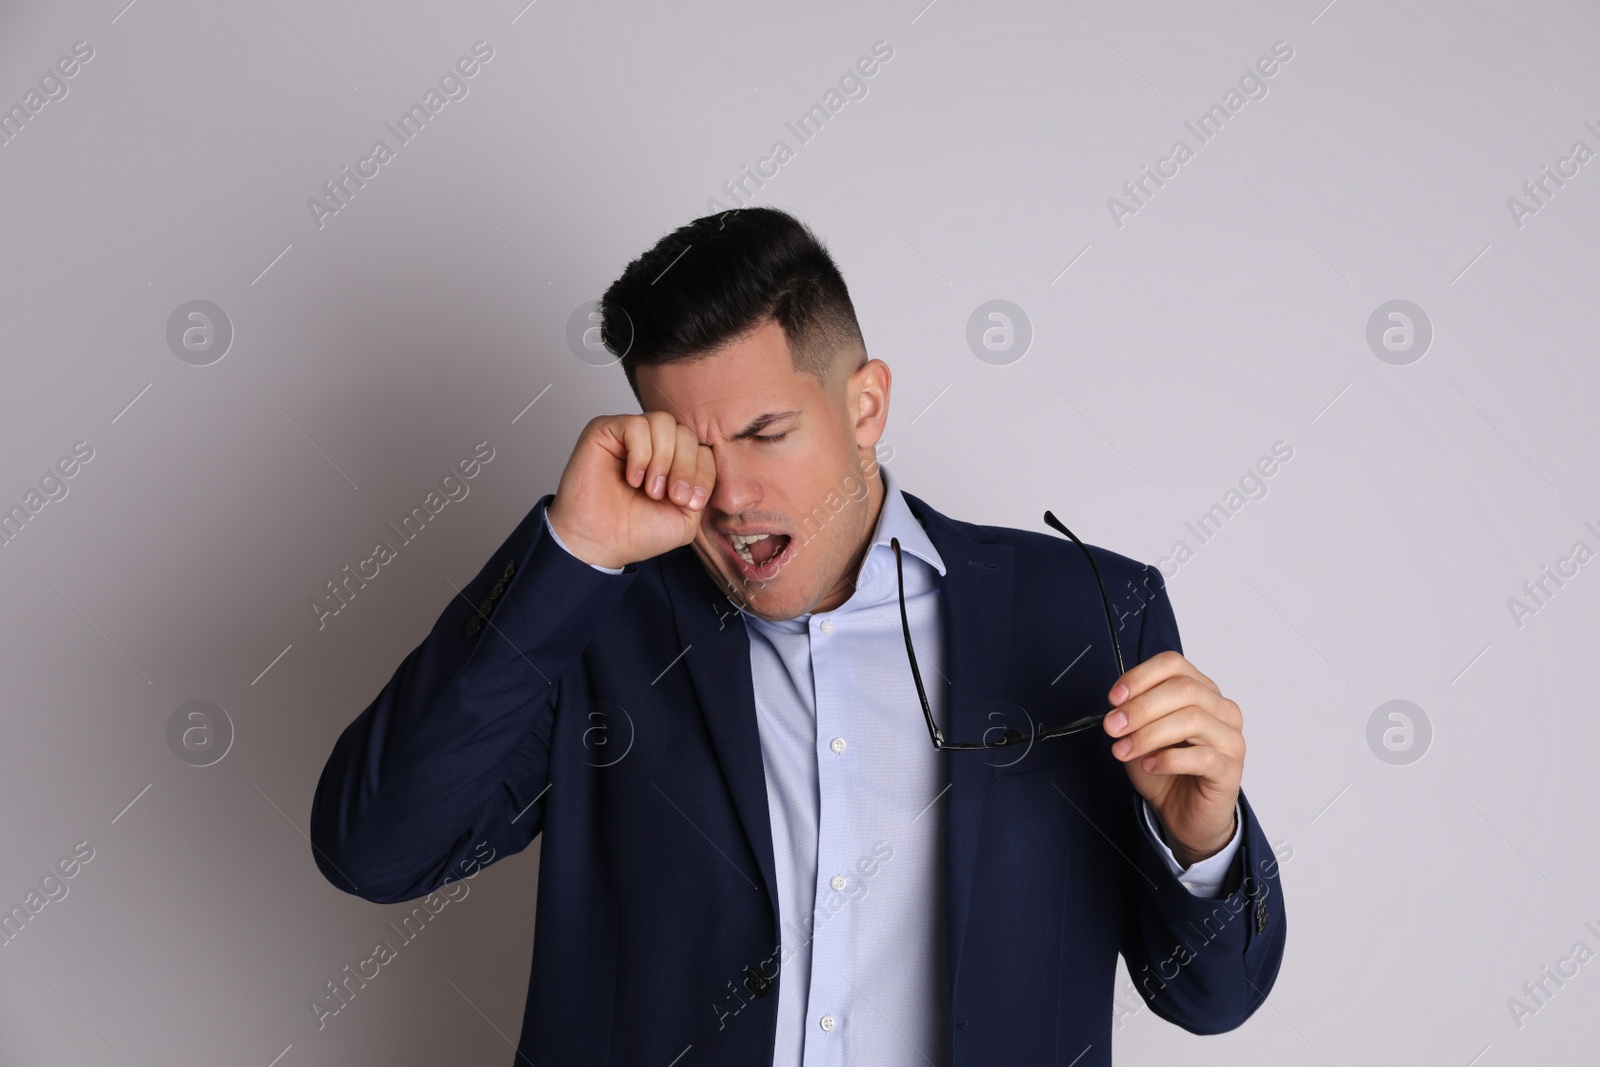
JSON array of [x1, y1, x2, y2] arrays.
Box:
[[889, 511, 1126, 751]]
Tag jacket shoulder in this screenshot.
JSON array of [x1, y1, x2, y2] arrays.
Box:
[[904, 488, 1158, 588]]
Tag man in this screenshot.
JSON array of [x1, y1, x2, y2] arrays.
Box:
[[310, 207, 1286, 1065]]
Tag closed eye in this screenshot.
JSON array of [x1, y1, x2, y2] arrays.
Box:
[[754, 433, 788, 443]]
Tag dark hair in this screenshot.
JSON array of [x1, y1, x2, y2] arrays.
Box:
[[599, 207, 866, 400]]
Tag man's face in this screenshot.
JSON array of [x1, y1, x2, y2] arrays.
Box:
[[635, 317, 890, 622]]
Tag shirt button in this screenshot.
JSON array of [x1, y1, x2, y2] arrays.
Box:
[[1181, 880, 1196, 891], [830, 737, 846, 754], [819, 1014, 836, 1032], [830, 874, 846, 892], [819, 618, 835, 634]]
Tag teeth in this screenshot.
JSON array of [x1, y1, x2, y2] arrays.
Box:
[[731, 532, 773, 568]]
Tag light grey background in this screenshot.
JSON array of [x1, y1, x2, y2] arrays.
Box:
[[1, 0, 1596, 1063]]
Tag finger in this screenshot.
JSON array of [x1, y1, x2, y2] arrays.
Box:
[[1111, 704, 1243, 765], [641, 411, 678, 499], [1108, 649, 1219, 706], [666, 422, 703, 507], [615, 416, 656, 491], [1134, 742, 1235, 782], [1106, 674, 1221, 737], [689, 437, 716, 511]]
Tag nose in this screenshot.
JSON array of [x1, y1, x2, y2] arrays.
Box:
[[709, 449, 762, 517]]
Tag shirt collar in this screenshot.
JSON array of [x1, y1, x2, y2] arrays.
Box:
[[866, 463, 945, 581]]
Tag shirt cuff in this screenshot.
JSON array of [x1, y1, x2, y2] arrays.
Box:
[[542, 508, 626, 575], [1141, 798, 1243, 899]]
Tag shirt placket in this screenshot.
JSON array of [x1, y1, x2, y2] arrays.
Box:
[[802, 605, 860, 1065]]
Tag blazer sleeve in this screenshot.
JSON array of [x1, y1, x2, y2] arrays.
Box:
[[307, 493, 638, 904], [1116, 563, 1288, 1034]]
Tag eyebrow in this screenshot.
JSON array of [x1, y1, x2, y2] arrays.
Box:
[[729, 409, 802, 441]]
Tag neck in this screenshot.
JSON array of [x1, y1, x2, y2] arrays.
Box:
[[811, 460, 886, 613]]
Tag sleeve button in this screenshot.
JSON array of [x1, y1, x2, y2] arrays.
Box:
[[743, 967, 772, 997]]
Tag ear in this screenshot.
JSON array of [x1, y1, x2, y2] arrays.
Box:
[[848, 358, 890, 451]]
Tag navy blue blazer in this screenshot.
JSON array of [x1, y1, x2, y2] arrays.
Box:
[[310, 488, 1287, 1065]]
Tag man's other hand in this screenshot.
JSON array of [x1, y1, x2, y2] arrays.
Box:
[[1102, 650, 1243, 866]]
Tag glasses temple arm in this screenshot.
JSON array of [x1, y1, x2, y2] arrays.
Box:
[[890, 537, 946, 748], [1042, 511, 1126, 679]]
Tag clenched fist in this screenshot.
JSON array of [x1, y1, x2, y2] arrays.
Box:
[[545, 412, 718, 570]]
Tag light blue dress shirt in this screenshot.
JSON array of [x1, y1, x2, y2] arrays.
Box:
[[543, 465, 1241, 1066]]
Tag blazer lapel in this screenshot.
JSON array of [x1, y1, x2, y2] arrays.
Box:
[[901, 491, 1017, 992], [660, 549, 781, 923]]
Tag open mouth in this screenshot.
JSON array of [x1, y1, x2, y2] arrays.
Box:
[[720, 529, 795, 583]]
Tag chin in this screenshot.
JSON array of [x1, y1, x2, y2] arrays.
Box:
[[735, 580, 797, 614], [696, 539, 802, 611], [732, 572, 817, 622]]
